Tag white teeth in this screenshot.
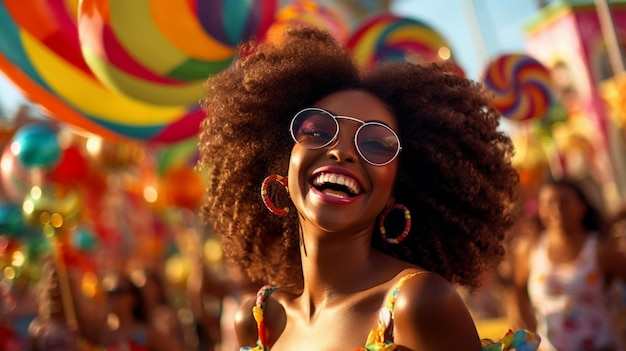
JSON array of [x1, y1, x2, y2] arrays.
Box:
[[312, 172, 361, 195]]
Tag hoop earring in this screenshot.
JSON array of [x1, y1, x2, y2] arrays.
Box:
[[261, 175, 289, 216], [378, 204, 411, 244]]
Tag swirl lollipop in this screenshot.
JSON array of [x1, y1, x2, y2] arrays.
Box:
[[0, 0, 277, 142], [347, 13, 456, 72], [482, 53, 553, 122]]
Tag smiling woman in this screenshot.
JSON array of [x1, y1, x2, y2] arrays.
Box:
[[197, 25, 533, 350]]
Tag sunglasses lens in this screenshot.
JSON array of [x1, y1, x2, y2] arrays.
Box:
[[356, 124, 400, 165], [291, 109, 337, 148]]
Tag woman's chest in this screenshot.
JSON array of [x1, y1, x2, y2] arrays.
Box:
[[270, 309, 381, 350], [265, 291, 392, 350]]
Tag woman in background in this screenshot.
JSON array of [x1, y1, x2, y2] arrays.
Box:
[[27, 261, 104, 351], [102, 272, 184, 351], [511, 178, 626, 350]]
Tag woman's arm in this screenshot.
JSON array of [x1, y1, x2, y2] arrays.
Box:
[[598, 235, 626, 281], [392, 272, 482, 350]]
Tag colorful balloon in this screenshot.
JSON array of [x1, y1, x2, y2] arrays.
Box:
[[0, 202, 25, 236], [482, 53, 553, 122], [160, 166, 205, 210], [0, 0, 278, 142], [12, 123, 60, 169], [347, 13, 458, 72], [46, 144, 91, 185]]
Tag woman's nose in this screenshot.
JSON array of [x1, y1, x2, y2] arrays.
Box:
[[326, 126, 359, 164]]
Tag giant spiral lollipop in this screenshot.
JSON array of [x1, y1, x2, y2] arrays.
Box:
[[482, 53, 553, 122], [0, 0, 277, 142], [347, 13, 459, 73]]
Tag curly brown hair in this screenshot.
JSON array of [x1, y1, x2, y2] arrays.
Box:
[[198, 26, 519, 292]]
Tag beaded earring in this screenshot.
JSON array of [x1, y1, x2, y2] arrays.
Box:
[[260, 175, 289, 216], [378, 204, 411, 244]]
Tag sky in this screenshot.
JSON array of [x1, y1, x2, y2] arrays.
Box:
[[0, 0, 542, 117], [391, 0, 541, 79]]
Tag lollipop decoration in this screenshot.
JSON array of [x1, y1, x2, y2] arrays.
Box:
[[78, 0, 277, 106], [347, 13, 460, 73], [482, 54, 553, 122], [0, 0, 278, 143]]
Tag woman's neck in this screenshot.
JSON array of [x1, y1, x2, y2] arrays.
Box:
[[297, 228, 388, 315], [546, 226, 588, 241]]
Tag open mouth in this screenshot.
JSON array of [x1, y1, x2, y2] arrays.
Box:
[[311, 172, 362, 198]]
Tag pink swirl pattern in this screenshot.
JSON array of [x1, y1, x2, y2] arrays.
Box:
[[482, 54, 553, 122]]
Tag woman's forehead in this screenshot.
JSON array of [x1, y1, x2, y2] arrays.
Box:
[[314, 90, 397, 128]]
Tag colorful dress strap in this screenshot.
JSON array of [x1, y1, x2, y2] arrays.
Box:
[[240, 284, 278, 351], [359, 272, 419, 351]]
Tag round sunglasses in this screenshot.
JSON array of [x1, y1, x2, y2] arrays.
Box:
[[289, 108, 402, 166]]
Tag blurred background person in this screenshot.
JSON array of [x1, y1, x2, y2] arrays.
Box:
[[130, 267, 186, 347], [186, 245, 258, 351], [510, 178, 626, 351], [607, 208, 626, 350], [101, 272, 185, 351], [26, 261, 105, 351]]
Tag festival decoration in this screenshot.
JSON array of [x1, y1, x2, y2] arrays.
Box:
[[46, 144, 91, 186], [0, 142, 32, 203], [0, 202, 25, 236], [270, 0, 350, 43], [156, 137, 199, 176], [77, 0, 277, 106], [11, 123, 60, 169], [481, 53, 553, 122], [159, 166, 205, 210], [346, 13, 462, 74], [481, 329, 541, 351], [22, 185, 82, 230], [600, 72, 626, 127], [0, 0, 277, 142], [71, 225, 98, 251]]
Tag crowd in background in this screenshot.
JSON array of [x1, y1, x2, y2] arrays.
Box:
[[0, 173, 625, 350]]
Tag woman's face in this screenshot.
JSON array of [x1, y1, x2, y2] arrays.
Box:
[[288, 90, 399, 236], [537, 184, 587, 232]]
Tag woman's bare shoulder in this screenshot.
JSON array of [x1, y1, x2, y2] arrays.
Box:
[[392, 271, 482, 350], [234, 294, 258, 343]]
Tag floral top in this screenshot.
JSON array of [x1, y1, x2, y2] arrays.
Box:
[[241, 273, 540, 351], [527, 233, 620, 351]]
